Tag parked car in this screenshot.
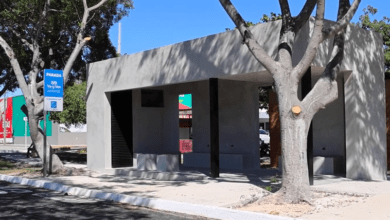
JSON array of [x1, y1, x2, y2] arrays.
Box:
[[259, 129, 270, 157], [260, 140, 270, 157], [259, 129, 270, 144]]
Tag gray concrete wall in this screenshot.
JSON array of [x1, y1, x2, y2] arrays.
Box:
[[343, 25, 386, 180], [179, 128, 190, 139], [87, 91, 110, 172], [162, 90, 180, 154], [131, 80, 259, 169], [14, 122, 87, 147], [13, 122, 59, 146], [57, 132, 87, 146], [218, 79, 259, 169], [132, 89, 165, 154], [312, 76, 345, 165]]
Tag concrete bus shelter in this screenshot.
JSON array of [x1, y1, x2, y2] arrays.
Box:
[[86, 18, 386, 181]]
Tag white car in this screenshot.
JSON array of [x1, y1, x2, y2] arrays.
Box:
[[259, 129, 270, 144]]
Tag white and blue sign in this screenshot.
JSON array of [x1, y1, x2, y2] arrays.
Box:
[[44, 69, 63, 111]]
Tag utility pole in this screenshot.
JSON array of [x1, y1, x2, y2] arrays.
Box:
[[118, 22, 121, 55], [3, 92, 6, 145]]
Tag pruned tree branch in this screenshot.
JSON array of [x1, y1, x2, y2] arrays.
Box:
[[219, 0, 280, 77], [34, 0, 51, 46], [277, 0, 295, 69], [293, 0, 317, 32], [63, 0, 109, 82], [323, 0, 360, 40], [48, 9, 62, 12], [292, 0, 360, 82], [88, 0, 109, 11], [302, 0, 351, 118], [87, 12, 97, 24], [73, 1, 82, 21], [279, 0, 292, 22], [29, 0, 52, 94], [291, 0, 325, 81]]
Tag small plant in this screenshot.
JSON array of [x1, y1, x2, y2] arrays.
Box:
[[25, 168, 40, 173], [0, 161, 15, 169], [270, 177, 278, 183], [79, 149, 87, 154], [265, 186, 272, 192]]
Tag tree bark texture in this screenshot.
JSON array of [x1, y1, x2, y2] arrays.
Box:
[[279, 115, 311, 202], [26, 102, 63, 173], [275, 75, 314, 202]]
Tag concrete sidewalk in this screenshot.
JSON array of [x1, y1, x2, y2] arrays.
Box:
[[3, 163, 390, 219], [1, 151, 390, 219], [22, 165, 279, 208], [301, 193, 390, 220], [1, 166, 390, 220], [0, 145, 29, 153], [0, 171, 295, 220]]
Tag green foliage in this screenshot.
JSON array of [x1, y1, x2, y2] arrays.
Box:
[[259, 87, 271, 113], [0, 0, 134, 88], [0, 0, 134, 125], [50, 81, 86, 126], [0, 160, 15, 169], [225, 12, 282, 32], [265, 186, 272, 192], [357, 5, 390, 76], [260, 12, 282, 23]]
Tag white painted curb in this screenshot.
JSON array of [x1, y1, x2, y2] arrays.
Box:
[[0, 174, 299, 220]]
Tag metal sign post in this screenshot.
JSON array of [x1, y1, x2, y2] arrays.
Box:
[[43, 69, 64, 177], [43, 112, 47, 177], [23, 117, 27, 149], [3, 96, 7, 145]]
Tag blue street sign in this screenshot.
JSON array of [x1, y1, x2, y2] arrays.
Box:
[[44, 69, 64, 111], [51, 101, 57, 108], [44, 69, 63, 97]]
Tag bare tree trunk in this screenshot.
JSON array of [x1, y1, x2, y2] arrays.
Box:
[[279, 114, 311, 202], [26, 100, 63, 173]]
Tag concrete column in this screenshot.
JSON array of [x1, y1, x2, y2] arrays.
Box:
[[209, 78, 219, 178], [386, 79, 390, 170]]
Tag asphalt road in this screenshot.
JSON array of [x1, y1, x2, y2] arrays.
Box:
[[0, 181, 211, 220]]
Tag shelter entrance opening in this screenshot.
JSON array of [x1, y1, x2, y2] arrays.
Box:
[[178, 94, 192, 164]]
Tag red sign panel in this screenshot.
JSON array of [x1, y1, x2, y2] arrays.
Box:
[[0, 97, 12, 139], [179, 139, 193, 153]]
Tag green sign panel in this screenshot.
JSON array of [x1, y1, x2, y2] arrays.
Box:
[[179, 94, 192, 109], [12, 95, 52, 137]]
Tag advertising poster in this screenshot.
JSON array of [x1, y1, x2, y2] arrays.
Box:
[[0, 97, 13, 141]]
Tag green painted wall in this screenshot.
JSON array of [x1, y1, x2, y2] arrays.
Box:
[[12, 95, 52, 137]]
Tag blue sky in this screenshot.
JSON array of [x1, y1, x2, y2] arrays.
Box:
[[6, 0, 389, 98], [108, 0, 389, 56]]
